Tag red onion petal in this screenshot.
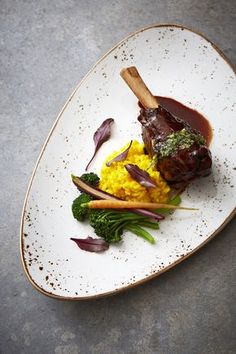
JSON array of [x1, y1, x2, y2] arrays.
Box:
[[70, 237, 109, 252], [125, 163, 156, 188]]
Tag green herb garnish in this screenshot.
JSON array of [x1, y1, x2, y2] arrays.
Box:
[[157, 128, 205, 158]]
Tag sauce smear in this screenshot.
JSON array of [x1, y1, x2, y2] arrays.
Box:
[[139, 96, 212, 146], [156, 96, 212, 145]]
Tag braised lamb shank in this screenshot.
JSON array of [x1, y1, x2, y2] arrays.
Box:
[[138, 106, 212, 184], [120, 67, 212, 185]]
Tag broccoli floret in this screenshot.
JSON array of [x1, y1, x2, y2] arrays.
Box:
[[80, 172, 100, 187], [89, 210, 124, 243], [72, 194, 93, 221], [88, 209, 156, 244]]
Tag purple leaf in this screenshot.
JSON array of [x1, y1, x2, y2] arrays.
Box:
[[106, 140, 133, 167], [86, 118, 114, 170], [70, 237, 109, 253], [125, 164, 156, 188]]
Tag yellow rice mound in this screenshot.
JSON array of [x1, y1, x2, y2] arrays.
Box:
[[99, 140, 170, 202]]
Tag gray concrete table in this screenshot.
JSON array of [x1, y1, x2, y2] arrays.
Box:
[[1, 1, 235, 353]]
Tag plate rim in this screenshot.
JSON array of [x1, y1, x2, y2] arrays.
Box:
[[20, 23, 236, 301]]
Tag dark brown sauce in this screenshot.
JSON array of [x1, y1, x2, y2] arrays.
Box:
[[139, 96, 212, 146]]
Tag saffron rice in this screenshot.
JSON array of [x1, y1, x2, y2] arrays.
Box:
[[99, 140, 170, 203]]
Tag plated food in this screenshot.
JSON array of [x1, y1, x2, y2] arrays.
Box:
[[70, 66, 210, 252], [21, 25, 236, 299]]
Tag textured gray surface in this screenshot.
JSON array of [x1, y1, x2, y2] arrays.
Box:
[[0, 0, 236, 353]]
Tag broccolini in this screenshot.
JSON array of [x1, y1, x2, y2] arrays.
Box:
[[72, 172, 159, 244]]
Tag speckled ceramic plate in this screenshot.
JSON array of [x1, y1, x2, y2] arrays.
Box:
[[21, 24, 236, 300]]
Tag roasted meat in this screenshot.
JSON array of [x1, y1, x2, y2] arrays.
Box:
[[138, 106, 212, 184], [120, 66, 212, 185]]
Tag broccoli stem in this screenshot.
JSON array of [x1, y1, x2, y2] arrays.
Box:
[[94, 210, 146, 221], [125, 224, 156, 244], [137, 220, 159, 229]]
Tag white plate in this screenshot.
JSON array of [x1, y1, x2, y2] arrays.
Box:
[[21, 24, 236, 300]]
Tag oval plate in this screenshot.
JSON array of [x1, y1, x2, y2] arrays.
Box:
[[21, 24, 236, 300]]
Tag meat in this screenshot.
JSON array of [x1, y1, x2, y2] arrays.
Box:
[[120, 66, 213, 185], [138, 106, 212, 185]]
